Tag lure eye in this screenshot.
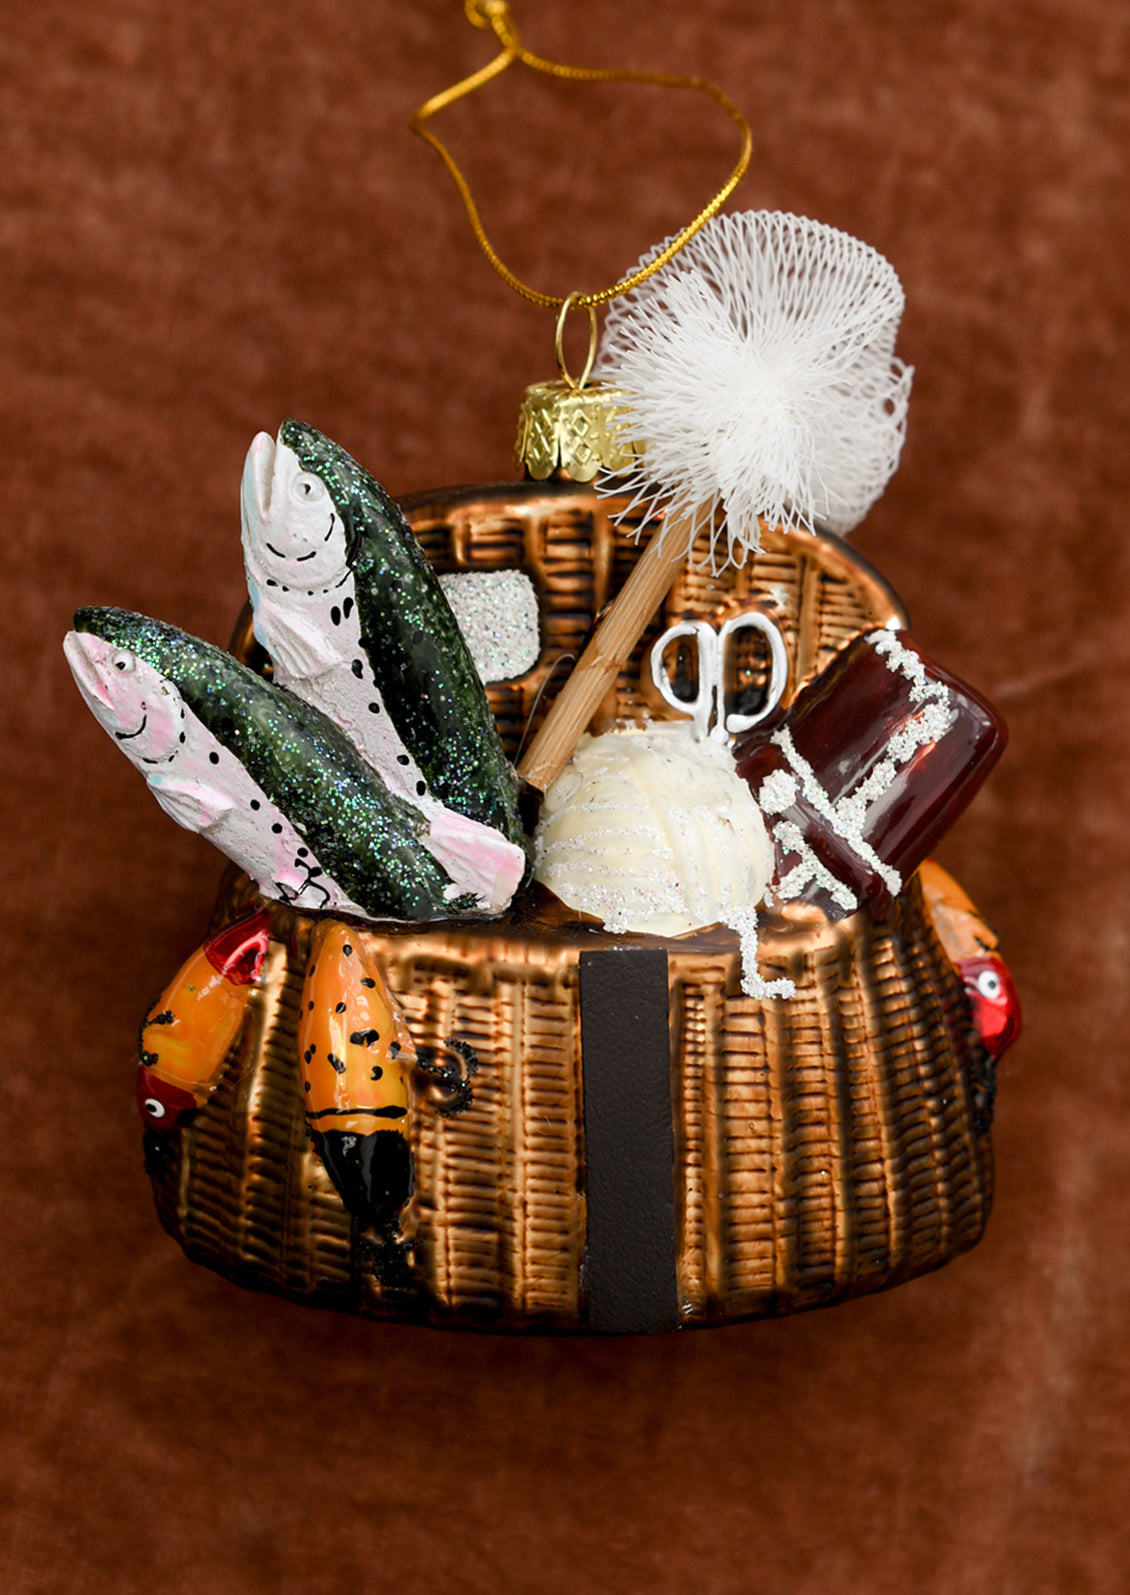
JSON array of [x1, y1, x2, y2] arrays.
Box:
[[143, 1098, 166, 1120], [112, 651, 135, 674], [291, 473, 327, 504], [976, 968, 1003, 1001]]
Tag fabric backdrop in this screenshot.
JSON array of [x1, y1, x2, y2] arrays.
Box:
[[3, 1, 1127, 1590]]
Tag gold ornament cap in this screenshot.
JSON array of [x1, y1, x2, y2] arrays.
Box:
[[515, 294, 643, 482], [516, 378, 642, 483]]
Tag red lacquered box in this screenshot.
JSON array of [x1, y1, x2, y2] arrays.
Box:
[[734, 628, 1007, 920]]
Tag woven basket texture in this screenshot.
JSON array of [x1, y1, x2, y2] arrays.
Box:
[[148, 485, 992, 1330]]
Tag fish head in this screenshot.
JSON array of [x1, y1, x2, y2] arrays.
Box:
[[137, 1064, 199, 1133], [959, 953, 1021, 1060], [64, 630, 186, 768], [241, 425, 350, 590]]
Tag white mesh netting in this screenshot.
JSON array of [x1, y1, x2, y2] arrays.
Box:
[[594, 210, 913, 562]]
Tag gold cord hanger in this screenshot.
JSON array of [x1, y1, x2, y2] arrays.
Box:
[[410, 0, 753, 313], [411, 3, 756, 794]]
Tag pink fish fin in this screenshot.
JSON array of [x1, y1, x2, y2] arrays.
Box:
[[148, 776, 236, 834], [257, 600, 341, 681], [423, 805, 526, 914]]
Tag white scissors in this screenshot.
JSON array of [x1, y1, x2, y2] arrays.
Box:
[[649, 611, 788, 742]]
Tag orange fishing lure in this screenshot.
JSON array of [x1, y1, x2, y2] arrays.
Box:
[[137, 909, 273, 1132], [297, 922, 418, 1258], [919, 860, 1021, 1060]]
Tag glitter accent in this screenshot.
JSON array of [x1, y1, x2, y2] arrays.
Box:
[[279, 420, 524, 849], [73, 608, 473, 922], [727, 907, 795, 1000], [767, 626, 958, 904], [757, 768, 798, 815], [772, 820, 859, 915], [771, 726, 902, 895], [868, 625, 936, 698], [438, 570, 540, 684], [833, 700, 955, 844]]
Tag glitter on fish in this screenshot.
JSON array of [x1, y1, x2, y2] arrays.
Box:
[[66, 609, 486, 921], [240, 420, 527, 868]]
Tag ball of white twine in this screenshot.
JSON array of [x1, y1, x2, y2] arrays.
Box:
[[595, 210, 913, 563]]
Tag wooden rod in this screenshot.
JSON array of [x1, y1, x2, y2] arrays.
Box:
[[518, 520, 688, 794]]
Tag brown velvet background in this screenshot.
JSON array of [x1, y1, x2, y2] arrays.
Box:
[[3, 1, 1127, 1589]]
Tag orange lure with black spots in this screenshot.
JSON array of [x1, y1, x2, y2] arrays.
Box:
[[137, 909, 273, 1132], [297, 922, 418, 1257]]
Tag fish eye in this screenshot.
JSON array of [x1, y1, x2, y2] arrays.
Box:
[[112, 651, 135, 674], [291, 473, 327, 503], [143, 1097, 166, 1119], [975, 969, 1003, 1001]]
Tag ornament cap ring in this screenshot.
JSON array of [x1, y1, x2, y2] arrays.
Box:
[[555, 293, 598, 391]]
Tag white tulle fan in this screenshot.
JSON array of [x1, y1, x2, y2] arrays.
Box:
[[518, 209, 912, 796], [596, 209, 913, 562]]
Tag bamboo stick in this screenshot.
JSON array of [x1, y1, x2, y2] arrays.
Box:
[[518, 520, 688, 794]]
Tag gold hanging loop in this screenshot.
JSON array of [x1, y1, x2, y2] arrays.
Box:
[[464, 0, 520, 45], [516, 293, 641, 482], [410, 1, 753, 312], [554, 294, 598, 390]]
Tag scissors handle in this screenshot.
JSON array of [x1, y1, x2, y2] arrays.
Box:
[[718, 612, 789, 735], [650, 612, 788, 741], [649, 620, 719, 740]]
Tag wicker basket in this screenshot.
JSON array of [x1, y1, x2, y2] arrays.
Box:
[[147, 483, 994, 1332]]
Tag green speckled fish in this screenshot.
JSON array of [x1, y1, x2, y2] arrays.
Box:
[[66, 607, 481, 922], [240, 419, 525, 852]]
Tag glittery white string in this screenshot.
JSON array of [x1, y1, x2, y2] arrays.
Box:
[[727, 906, 796, 1001], [759, 631, 958, 905], [757, 768, 799, 815], [771, 726, 903, 896], [867, 627, 936, 701], [771, 820, 859, 915]]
